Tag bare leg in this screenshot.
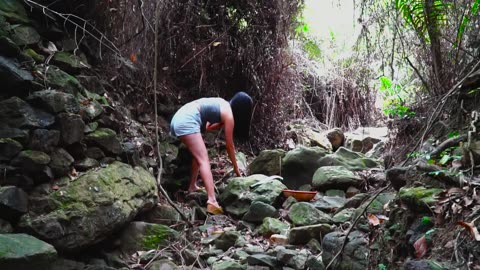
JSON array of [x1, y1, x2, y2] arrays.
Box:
[[188, 158, 201, 192], [179, 133, 220, 208]]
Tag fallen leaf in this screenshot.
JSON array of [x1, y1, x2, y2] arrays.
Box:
[[130, 53, 137, 62], [413, 236, 428, 258], [457, 221, 480, 241], [368, 213, 380, 226], [212, 42, 222, 47]]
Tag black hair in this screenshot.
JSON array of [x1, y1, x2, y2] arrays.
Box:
[[230, 91, 253, 140]]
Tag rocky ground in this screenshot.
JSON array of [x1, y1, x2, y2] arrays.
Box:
[[1, 1, 480, 270]]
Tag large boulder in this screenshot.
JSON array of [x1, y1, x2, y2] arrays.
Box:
[[312, 166, 363, 191], [317, 147, 382, 171], [322, 231, 368, 270], [0, 234, 57, 270], [248, 149, 285, 176], [0, 97, 55, 129], [281, 146, 329, 189], [219, 174, 286, 216], [18, 162, 158, 251]]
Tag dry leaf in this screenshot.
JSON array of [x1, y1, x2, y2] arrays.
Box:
[[457, 221, 480, 241], [368, 213, 380, 226], [413, 236, 428, 258], [130, 53, 137, 63], [212, 42, 222, 47]]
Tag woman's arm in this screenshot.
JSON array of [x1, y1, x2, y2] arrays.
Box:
[[221, 107, 241, 177], [206, 122, 224, 131]]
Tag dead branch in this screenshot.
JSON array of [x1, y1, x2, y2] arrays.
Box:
[[430, 134, 468, 157], [326, 184, 391, 269]]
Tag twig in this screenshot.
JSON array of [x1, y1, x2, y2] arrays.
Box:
[[152, 0, 192, 227], [326, 184, 391, 269], [429, 134, 468, 157]]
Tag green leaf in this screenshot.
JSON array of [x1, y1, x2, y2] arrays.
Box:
[[439, 154, 451, 165]]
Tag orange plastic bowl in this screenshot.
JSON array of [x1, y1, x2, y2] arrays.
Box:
[[283, 189, 318, 201]]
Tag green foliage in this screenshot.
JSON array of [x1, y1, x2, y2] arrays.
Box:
[[395, 0, 449, 41], [294, 15, 322, 60], [378, 76, 415, 117], [455, 0, 480, 47]]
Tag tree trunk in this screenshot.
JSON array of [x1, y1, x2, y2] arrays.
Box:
[[424, 0, 444, 93]]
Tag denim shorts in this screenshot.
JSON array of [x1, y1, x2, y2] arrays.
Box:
[[170, 102, 202, 137]]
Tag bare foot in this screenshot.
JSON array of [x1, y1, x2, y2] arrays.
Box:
[[188, 185, 205, 193]]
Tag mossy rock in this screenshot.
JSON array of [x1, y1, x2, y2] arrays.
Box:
[[398, 187, 443, 212], [288, 202, 333, 225], [11, 150, 50, 173], [11, 25, 40, 45], [23, 48, 45, 62], [52, 52, 91, 74], [0, 137, 22, 161], [281, 146, 329, 189], [255, 217, 289, 237], [0, 0, 29, 24], [119, 221, 179, 252], [18, 162, 158, 252], [43, 65, 85, 95], [312, 166, 362, 190], [317, 147, 382, 171], [249, 149, 286, 176], [0, 233, 57, 270], [85, 128, 122, 154], [219, 174, 286, 216]]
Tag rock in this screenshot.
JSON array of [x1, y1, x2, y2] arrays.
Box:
[[288, 202, 333, 225], [79, 97, 103, 121], [65, 142, 87, 159], [11, 150, 51, 173], [398, 187, 443, 212], [27, 90, 80, 114], [28, 129, 60, 152], [249, 149, 286, 176], [255, 217, 290, 237], [332, 208, 355, 223], [11, 25, 40, 45], [44, 65, 85, 95], [347, 137, 380, 154], [322, 231, 368, 270], [74, 157, 100, 171], [312, 196, 347, 212], [0, 185, 28, 221], [0, 97, 55, 128], [0, 218, 13, 233], [346, 186, 360, 198], [281, 146, 329, 189], [277, 248, 308, 269], [0, 126, 29, 144], [325, 189, 346, 197], [145, 204, 181, 225], [18, 162, 158, 251], [219, 174, 286, 216], [86, 128, 122, 155], [23, 48, 45, 62], [0, 138, 22, 161], [0, 0, 29, 23], [317, 147, 382, 171], [247, 254, 279, 268], [325, 128, 344, 151], [242, 201, 278, 223], [386, 166, 409, 190], [149, 259, 180, 270], [119, 221, 179, 252], [51, 52, 91, 74], [212, 261, 245, 270], [0, 166, 34, 190], [0, 234, 57, 270], [312, 166, 362, 190], [305, 256, 326, 270], [86, 146, 105, 159], [288, 224, 333, 245], [215, 231, 241, 251], [49, 148, 74, 177], [56, 113, 85, 145], [77, 75, 106, 95], [0, 36, 20, 57]]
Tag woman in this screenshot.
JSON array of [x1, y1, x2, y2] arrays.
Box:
[[170, 92, 253, 214]]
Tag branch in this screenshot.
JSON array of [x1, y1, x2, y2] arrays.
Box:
[[326, 184, 391, 269], [153, 0, 192, 227]]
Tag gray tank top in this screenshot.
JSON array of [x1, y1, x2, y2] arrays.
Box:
[[197, 98, 222, 128]]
